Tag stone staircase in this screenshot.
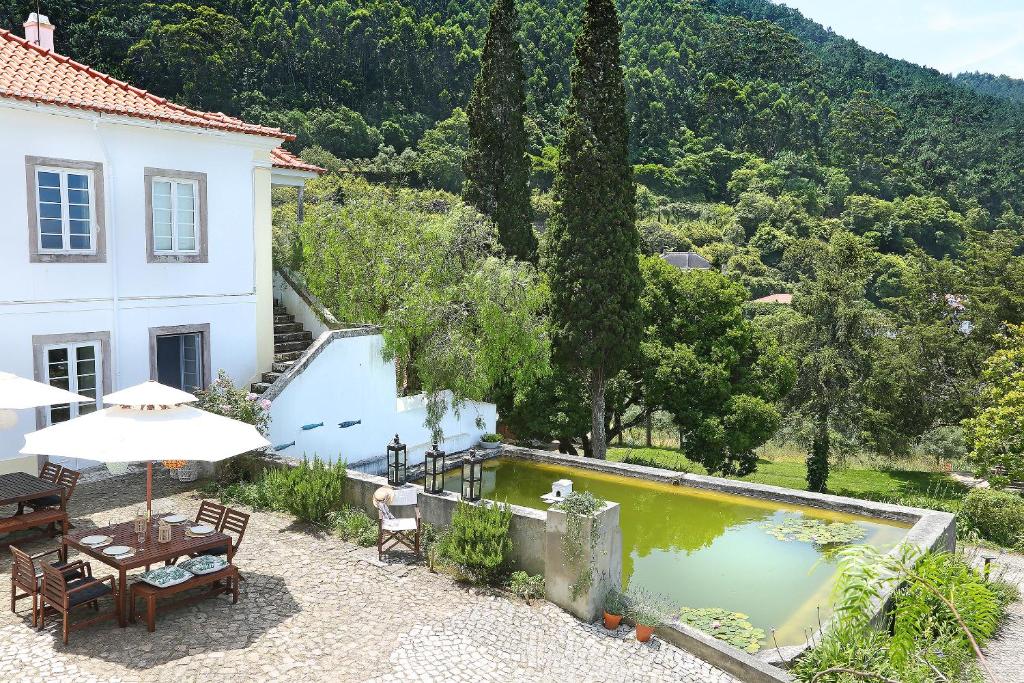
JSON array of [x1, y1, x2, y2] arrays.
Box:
[[250, 300, 314, 395]]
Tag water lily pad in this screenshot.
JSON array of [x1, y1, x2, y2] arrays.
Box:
[[761, 517, 866, 545], [677, 607, 765, 653]]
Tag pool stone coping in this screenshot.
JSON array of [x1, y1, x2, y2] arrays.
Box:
[[501, 445, 956, 680]]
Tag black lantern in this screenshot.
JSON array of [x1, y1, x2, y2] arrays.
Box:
[[461, 449, 483, 502], [387, 434, 407, 485], [424, 442, 446, 494]]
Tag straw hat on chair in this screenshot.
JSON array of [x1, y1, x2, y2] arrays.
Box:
[[373, 486, 395, 505]]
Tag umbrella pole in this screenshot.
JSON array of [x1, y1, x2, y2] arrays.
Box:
[[147, 461, 153, 516]]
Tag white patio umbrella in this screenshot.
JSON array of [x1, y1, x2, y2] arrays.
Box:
[[20, 381, 270, 515], [0, 371, 92, 430]]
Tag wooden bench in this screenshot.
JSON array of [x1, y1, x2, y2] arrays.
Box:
[[0, 509, 68, 546], [129, 565, 239, 632]]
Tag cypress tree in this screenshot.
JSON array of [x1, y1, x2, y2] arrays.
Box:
[[543, 0, 641, 460], [463, 0, 537, 262]]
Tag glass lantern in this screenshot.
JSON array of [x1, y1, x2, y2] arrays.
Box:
[[424, 442, 446, 494], [387, 434, 407, 486], [461, 449, 483, 502]]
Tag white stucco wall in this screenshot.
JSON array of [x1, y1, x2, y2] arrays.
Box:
[[0, 102, 280, 472], [266, 332, 497, 465]]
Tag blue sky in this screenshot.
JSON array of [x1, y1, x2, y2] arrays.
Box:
[[774, 1, 1024, 78]]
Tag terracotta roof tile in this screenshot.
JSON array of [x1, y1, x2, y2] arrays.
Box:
[[271, 147, 326, 174], [0, 28, 292, 140]]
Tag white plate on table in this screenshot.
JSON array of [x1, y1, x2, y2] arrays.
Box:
[[81, 535, 111, 546], [163, 514, 187, 524], [102, 545, 132, 556], [189, 524, 214, 535]]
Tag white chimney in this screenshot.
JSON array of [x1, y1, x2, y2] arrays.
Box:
[[24, 13, 55, 52]]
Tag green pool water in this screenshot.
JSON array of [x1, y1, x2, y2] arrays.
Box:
[[433, 457, 909, 646]]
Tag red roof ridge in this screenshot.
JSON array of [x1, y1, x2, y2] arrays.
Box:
[[0, 28, 293, 141]]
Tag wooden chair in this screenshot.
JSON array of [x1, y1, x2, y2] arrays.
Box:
[[189, 507, 249, 563], [9, 545, 83, 627], [27, 467, 81, 511], [39, 561, 119, 644], [38, 462, 62, 485], [195, 500, 226, 528], [377, 487, 421, 560]]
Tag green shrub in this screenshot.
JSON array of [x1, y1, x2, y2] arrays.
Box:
[[435, 501, 513, 585], [625, 587, 668, 627], [508, 571, 545, 603], [796, 546, 1008, 682], [958, 487, 1024, 548], [603, 588, 627, 615], [331, 506, 378, 546], [279, 457, 348, 525], [217, 457, 347, 526], [480, 433, 502, 443]]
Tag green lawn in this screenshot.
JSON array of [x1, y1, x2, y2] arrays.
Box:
[[608, 446, 967, 512]]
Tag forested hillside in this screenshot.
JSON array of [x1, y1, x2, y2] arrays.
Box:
[[955, 72, 1024, 104], [7, 0, 1024, 471], [4, 0, 1023, 218]]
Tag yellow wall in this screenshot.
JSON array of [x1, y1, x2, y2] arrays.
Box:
[[253, 155, 274, 380]]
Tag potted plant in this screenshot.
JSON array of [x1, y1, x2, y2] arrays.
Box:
[[478, 433, 503, 450], [602, 588, 627, 629], [626, 588, 666, 643]]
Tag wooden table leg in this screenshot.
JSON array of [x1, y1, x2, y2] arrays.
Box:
[[118, 568, 127, 627]]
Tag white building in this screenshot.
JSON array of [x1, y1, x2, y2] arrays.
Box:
[[0, 16, 494, 475]]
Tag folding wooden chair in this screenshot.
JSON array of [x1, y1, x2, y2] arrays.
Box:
[[377, 487, 421, 560]]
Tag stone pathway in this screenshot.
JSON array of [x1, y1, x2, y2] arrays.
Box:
[[971, 547, 1024, 683], [0, 471, 736, 683]]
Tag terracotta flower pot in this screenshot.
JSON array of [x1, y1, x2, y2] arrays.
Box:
[[635, 624, 655, 642], [603, 611, 623, 629]]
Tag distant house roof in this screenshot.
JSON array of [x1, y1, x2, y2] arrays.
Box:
[[271, 147, 326, 175], [0, 28, 291, 141], [751, 293, 793, 305], [661, 251, 712, 270]]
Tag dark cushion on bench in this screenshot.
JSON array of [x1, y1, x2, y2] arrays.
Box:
[[66, 578, 112, 607], [27, 494, 62, 508]]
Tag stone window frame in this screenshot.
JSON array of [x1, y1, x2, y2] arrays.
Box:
[[31, 331, 112, 429], [144, 168, 209, 263], [148, 323, 212, 390], [25, 156, 107, 263]]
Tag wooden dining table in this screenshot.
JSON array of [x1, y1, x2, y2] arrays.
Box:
[[0, 471, 62, 511], [63, 518, 231, 627]]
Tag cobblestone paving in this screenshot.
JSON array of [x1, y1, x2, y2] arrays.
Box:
[[971, 547, 1024, 683], [0, 472, 737, 683]]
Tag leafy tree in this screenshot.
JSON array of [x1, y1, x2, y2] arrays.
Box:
[[784, 232, 874, 491], [543, 0, 641, 460], [293, 177, 550, 439], [415, 108, 469, 193], [463, 0, 537, 261], [965, 325, 1024, 485], [629, 257, 794, 474]]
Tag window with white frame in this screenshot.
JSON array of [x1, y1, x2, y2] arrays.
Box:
[[155, 332, 204, 393], [152, 178, 198, 254], [36, 167, 95, 253], [44, 341, 102, 424]]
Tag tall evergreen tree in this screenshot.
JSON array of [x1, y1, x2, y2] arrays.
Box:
[[463, 0, 537, 262], [542, 0, 641, 460]]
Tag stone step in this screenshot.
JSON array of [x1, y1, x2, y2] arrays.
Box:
[[273, 314, 294, 325], [250, 382, 272, 394], [274, 340, 310, 353], [262, 371, 282, 384], [274, 322, 302, 334], [274, 331, 312, 343], [274, 350, 304, 362], [273, 306, 289, 315], [272, 361, 296, 373]]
